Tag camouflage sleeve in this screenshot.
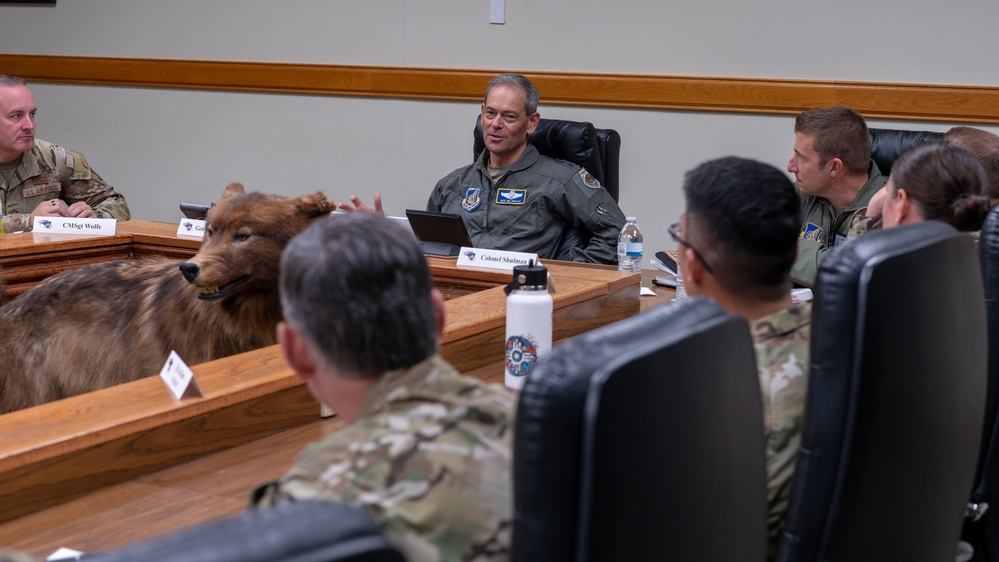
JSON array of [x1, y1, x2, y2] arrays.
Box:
[[2, 214, 28, 234], [62, 150, 131, 221], [753, 306, 811, 551], [847, 209, 882, 238]]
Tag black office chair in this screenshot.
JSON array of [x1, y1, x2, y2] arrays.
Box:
[[774, 221, 988, 562], [869, 127, 944, 176], [84, 501, 405, 562], [963, 206, 999, 561], [512, 297, 768, 562]]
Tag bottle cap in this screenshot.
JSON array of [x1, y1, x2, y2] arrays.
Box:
[[503, 260, 549, 294], [626, 216, 637, 222]]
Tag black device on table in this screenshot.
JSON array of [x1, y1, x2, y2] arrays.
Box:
[[405, 209, 474, 257], [179, 203, 211, 220], [652, 251, 679, 288]]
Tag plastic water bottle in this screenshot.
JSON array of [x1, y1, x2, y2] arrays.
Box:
[[674, 267, 687, 300], [617, 216, 643, 273], [504, 261, 553, 391]]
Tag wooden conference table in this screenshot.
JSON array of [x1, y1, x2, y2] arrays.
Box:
[[0, 221, 675, 557]]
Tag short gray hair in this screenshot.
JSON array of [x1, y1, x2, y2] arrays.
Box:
[[485, 73, 539, 116], [279, 212, 438, 378], [0, 75, 27, 88]]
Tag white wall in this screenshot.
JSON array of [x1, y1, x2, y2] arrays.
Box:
[[3, 0, 999, 261]]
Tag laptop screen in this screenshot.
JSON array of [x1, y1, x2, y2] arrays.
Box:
[[405, 209, 473, 256]]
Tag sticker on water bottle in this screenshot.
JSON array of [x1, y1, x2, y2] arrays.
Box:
[[506, 335, 540, 379], [626, 242, 643, 256]]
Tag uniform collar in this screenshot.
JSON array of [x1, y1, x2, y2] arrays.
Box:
[[475, 143, 540, 175], [354, 354, 452, 419]]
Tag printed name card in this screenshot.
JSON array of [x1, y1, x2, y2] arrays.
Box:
[[455, 247, 539, 272], [159, 350, 204, 401], [791, 288, 814, 302], [32, 216, 117, 236], [177, 218, 206, 238]]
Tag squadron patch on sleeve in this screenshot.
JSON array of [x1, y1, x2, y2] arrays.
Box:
[[800, 222, 823, 242], [461, 187, 483, 212], [572, 169, 603, 199], [578, 169, 601, 189]]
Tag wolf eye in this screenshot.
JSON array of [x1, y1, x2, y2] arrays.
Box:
[[205, 227, 214, 239], [234, 233, 250, 242]]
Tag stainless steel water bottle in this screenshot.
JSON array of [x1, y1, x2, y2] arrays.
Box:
[[503, 260, 553, 390]]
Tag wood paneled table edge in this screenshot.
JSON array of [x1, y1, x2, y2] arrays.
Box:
[[0, 222, 646, 524]]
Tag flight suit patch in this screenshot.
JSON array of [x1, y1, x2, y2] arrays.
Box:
[[495, 188, 526, 205], [800, 223, 823, 242], [462, 187, 482, 212]]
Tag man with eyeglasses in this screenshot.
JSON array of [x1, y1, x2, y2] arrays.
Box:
[[674, 156, 811, 555]]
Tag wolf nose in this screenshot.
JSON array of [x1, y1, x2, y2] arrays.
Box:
[[179, 262, 200, 282]]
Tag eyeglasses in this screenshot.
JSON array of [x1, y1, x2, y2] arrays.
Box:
[[668, 221, 714, 274]]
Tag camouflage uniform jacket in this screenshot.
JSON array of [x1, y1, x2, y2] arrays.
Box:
[[846, 209, 883, 238], [251, 354, 516, 562], [0, 139, 131, 233], [792, 160, 884, 287], [752, 300, 811, 552], [429, 144, 626, 264]]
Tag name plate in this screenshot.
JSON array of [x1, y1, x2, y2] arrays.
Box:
[[177, 218, 206, 238], [32, 216, 117, 236], [456, 247, 539, 272], [159, 350, 204, 401]]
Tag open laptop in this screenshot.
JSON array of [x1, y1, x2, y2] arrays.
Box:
[[405, 209, 473, 256]]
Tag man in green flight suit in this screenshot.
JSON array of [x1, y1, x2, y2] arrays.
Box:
[[787, 106, 885, 287], [338, 73, 626, 264]]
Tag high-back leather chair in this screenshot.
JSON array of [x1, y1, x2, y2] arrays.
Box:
[[869, 127, 944, 176], [84, 501, 406, 562], [963, 206, 999, 561], [512, 297, 768, 562], [774, 221, 988, 562], [473, 116, 621, 202]]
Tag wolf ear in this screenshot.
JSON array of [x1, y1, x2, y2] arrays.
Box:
[[294, 192, 336, 219], [221, 182, 246, 199]]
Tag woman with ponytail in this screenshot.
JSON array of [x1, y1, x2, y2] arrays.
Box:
[[850, 140, 992, 235]]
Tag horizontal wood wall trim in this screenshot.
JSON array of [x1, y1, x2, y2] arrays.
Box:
[[2, 54, 999, 124]]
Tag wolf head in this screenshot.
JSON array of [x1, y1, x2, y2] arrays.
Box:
[[178, 182, 334, 302]]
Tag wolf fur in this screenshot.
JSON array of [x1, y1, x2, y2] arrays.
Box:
[[0, 182, 334, 414]]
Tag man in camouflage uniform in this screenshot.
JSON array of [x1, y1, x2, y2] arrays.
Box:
[[338, 73, 626, 264], [674, 156, 811, 554], [0, 75, 130, 234], [251, 212, 516, 562]]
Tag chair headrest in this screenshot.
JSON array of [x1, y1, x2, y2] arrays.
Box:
[[869, 127, 944, 176], [474, 116, 607, 186]]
